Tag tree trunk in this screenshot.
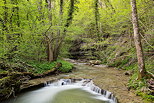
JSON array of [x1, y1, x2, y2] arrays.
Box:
[[10, 0, 20, 28], [64, 0, 75, 28], [53, 0, 75, 61], [46, 0, 75, 62], [38, 0, 44, 21], [46, 34, 54, 62], [94, 0, 100, 40], [47, 0, 52, 23], [45, 0, 54, 62], [53, 0, 64, 60], [47, 43, 54, 62], [15, 0, 20, 27], [3, 0, 8, 31], [131, 0, 146, 79], [105, 0, 116, 13]]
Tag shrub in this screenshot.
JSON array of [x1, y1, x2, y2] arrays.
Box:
[[57, 59, 74, 73]]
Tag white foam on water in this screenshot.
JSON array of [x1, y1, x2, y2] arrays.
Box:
[[14, 85, 82, 103], [7, 79, 117, 103], [47, 79, 117, 103]]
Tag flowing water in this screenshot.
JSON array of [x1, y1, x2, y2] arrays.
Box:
[[2, 79, 117, 103], [52, 89, 107, 103]]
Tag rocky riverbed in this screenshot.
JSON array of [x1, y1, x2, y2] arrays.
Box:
[[19, 59, 146, 103]]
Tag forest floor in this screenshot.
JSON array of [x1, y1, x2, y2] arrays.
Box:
[[22, 59, 146, 103]]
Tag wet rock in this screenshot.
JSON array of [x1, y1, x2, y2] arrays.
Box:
[[89, 60, 101, 65], [124, 71, 133, 76], [94, 65, 108, 68]]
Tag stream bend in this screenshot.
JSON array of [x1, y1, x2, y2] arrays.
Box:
[[2, 79, 118, 103]]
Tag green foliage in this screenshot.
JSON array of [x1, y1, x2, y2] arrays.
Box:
[[124, 64, 137, 70], [145, 59, 154, 74], [136, 92, 154, 102], [0, 69, 6, 73], [57, 59, 74, 73], [142, 94, 154, 102], [0, 0, 153, 62], [128, 73, 147, 89], [128, 72, 154, 102], [108, 56, 132, 69], [0, 0, 77, 61], [27, 59, 74, 74], [28, 61, 56, 74]]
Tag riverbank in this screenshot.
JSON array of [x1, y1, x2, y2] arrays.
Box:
[[0, 59, 74, 101], [20, 59, 147, 103]]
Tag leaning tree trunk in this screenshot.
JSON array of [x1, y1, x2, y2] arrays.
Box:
[[131, 0, 146, 79]]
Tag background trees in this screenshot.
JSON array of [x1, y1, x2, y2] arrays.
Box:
[[0, 0, 153, 73], [0, 0, 77, 62]]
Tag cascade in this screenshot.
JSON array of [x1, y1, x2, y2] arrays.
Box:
[[2, 79, 118, 103], [46, 79, 118, 103]]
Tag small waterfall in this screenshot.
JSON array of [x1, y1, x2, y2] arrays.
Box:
[[45, 79, 118, 103]]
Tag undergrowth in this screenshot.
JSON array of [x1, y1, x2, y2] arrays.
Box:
[[108, 55, 154, 102], [57, 59, 74, 73], [27, 59, 74, 74], [128, 67, 154, 102]]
